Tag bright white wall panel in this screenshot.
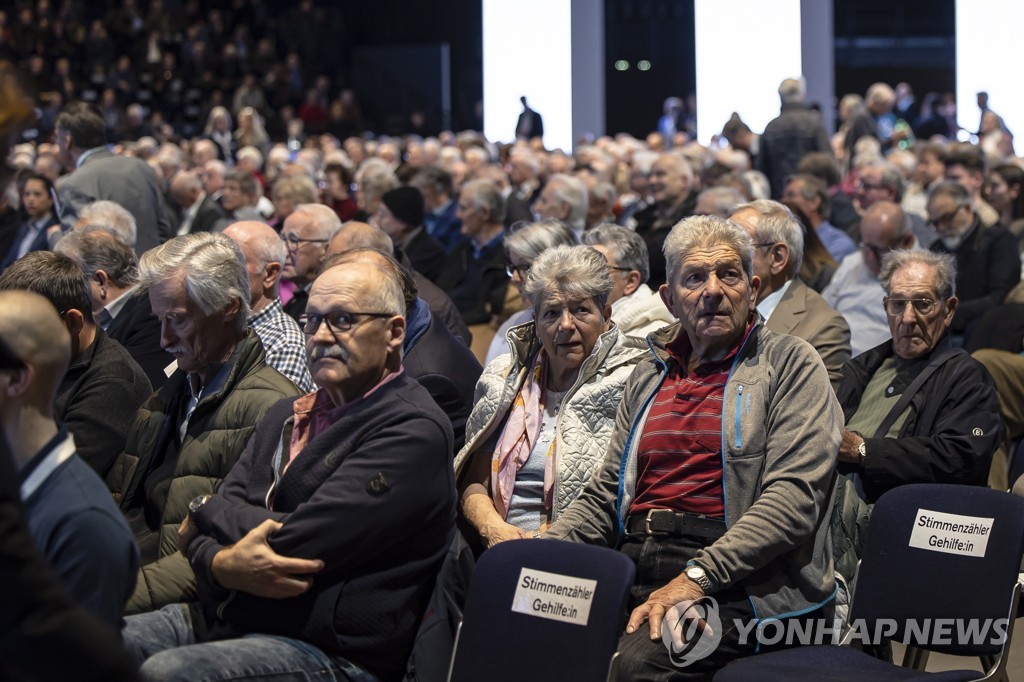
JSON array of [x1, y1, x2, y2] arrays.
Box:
[[955, 1, 1024, 142], [483, 0, 574, 150], [694, 0, 802, 144]]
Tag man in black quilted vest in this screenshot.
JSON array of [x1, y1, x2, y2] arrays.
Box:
[[122, 256, 456, 682]]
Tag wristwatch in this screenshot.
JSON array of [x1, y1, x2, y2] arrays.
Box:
[[685, 563, 713, 594], [189, 494, 212, 515], [857, 441, 867, 466]]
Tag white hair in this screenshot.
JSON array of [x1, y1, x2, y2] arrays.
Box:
[[77, 200, 138, 248]]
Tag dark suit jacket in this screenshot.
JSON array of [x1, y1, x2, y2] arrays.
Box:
[[765, 277, 851, 389], [1, 214, 58, 269], [404, 227, 447, 283], [107, 292, 174, 389], [55, 329, 153, 479], [435, 238, 509, 325], [58, 148, 174, 255], [931, 221, 1022, 334], [413, 271, 472, 346], [404, 313, 482, 454], [189, 194, 228, 234]]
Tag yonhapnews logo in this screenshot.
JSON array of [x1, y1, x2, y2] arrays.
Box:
[[661, 596, 723, 667]]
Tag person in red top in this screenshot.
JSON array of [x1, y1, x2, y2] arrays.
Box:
[[546, 215, 843, 678]]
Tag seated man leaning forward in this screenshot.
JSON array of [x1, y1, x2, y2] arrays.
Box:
[[544, 215, 844, 678], [122, 256, 456, 682], [836, 250, 1003, 503], [107, 232, 301, 615], [455, 244, 646, 548]]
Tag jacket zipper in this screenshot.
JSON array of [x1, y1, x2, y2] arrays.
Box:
[[734, 384, 744, 448]]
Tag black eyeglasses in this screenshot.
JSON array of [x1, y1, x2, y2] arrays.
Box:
[[506, 262, 532, 278], [883, 297, 940, 317], [282, 234, 329, 250], [299, 311, 393, 335], [752, 242, 777, 251]]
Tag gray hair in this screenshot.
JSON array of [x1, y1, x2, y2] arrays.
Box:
[[879, 250, 957, 299], [545, 174, 589, 230], [787, 173, 831, 216], [928, 180, 972, 208], [866, 82, 895, 106], [355, 159, 400, 201], [524, 245, 613, 314], [697, 187, 744, 217], [291, 203, 344, 241], [272, 175, 318, 205], [733, 199, 804, 275], [778, 78, 806, 105], [866, 161, 905, 202], [503, 220, 578, 262], [77, 200, 137, 248], [237, 145, 264, 170], [138, 232, 251, 332], [664, 215, 755, 283], [582, 223, 651, 284], [54, 226, 139, 288], [460, 178, 506, 224]]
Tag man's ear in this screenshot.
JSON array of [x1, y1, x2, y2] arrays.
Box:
[[769, 244, 790, 276], [63, 309, 85, 338], [223, 297, 241, 322], [3, 366, 33, 399], [658, 282, 673, 311], [943, 296, 959, 325], [623, 270, 642, 297], [263, 262, 281, 290], [386, 315, 406, 351]]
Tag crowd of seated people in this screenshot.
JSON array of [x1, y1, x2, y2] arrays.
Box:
[[5, 51, 1024, 679]]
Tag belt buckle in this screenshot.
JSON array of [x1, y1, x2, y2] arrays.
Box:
[[644, 509, 671, 536]]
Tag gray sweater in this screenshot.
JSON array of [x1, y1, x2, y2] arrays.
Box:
[[547, 321, 843, 621]]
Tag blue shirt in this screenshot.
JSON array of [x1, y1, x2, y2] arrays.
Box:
[[817, 220, 858, 263]]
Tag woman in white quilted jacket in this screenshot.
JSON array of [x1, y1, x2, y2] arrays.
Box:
[[454, 244, 646, 550]]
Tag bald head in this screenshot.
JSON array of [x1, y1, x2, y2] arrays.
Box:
[[223, 221, 287, 309], [321, 246, 417, 313], [170, 170, 203, 210], [0, 290, 71, 410], [860, 201, 913, 276], [327, 221, 395, 258]]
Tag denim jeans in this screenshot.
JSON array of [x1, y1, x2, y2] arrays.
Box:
[[123, 604, 377, 682]]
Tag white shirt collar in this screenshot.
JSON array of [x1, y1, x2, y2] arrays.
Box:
[[756, 278, 792, 322]]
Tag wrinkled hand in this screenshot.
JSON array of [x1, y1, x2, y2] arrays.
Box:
[[838, 430, 864, 464], [481, 520, 529, 549], [211, 519, 324, 599], [177, 514, 200, 555], [626, 573, 705, 640]]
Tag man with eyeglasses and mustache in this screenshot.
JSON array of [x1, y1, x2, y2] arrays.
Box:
[[835, 250, 1002, 503], [123, 255, 456, 682], [926, 181, 1020, 337], [824, 201, 917, 355]]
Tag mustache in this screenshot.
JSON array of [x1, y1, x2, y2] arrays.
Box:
[[309, 345, 348, 363]]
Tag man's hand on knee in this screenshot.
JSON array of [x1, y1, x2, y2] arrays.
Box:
[[212, 520, 324, 599], [626, 573, 705, 640]]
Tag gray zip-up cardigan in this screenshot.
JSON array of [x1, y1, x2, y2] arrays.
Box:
[[547, 320, 844, 622]]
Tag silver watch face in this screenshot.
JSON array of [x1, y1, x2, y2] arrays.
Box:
[[686, 566, 704, 580]]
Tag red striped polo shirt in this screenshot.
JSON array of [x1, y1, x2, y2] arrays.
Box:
[[630, 321, 753, 518]]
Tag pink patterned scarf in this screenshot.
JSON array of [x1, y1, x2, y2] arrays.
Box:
[[490, 352, 558, 520]]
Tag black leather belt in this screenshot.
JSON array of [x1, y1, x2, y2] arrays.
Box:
[[625, 509, 726, 540]]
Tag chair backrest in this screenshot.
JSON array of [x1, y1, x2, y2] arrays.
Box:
[[849, 483, 1024, 656], [447, 539, 635, 682], [405, 532, 476, 682]]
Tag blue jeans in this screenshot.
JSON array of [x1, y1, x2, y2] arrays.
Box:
[[123, 604, 377, 682]]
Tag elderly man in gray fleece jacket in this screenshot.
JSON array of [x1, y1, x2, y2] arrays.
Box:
[[544, 215, 843, 679]]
